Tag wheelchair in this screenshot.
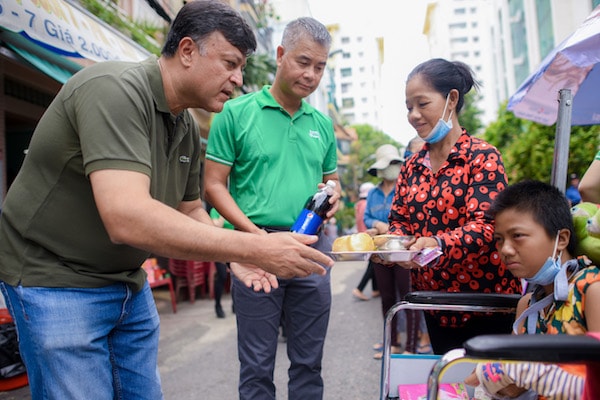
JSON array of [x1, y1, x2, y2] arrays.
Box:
[[426, 333, 600, 400], [380, 291, 520, 400]]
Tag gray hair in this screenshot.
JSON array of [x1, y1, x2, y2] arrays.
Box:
[[281, 17, 331, 51]]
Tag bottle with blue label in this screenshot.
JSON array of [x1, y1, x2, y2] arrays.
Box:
[[291, 180, 337, 235]]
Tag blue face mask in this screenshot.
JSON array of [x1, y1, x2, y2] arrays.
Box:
[[424, 94, 453, 144], [513, 233, 572, 334], [526, 234, 562, 286]]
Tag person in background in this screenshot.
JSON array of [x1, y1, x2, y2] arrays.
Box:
[[324, 217, 339, 241], [566, 172, 582, 206], [354, 182, 375, 234], [203, 17, 340, 400], [579, 150, 600, 203], [0, 2, 333, 398], [465, 180, 600, 399], [363, 144, 422, 358], [403, 135, 425, 160], [389, 58, 521, 355], [209, 206, 233, 318], [352, 181, 379, 301]]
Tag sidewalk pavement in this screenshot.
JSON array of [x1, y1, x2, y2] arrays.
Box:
[[0, 260, 384, 399]]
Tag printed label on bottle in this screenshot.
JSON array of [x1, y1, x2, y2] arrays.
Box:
[[291, 210, 324, 235]]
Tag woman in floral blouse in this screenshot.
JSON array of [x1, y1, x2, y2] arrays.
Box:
[[388, 58, 521, 354]]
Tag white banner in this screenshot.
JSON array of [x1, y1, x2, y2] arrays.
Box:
[[0, 0, 149, 62]]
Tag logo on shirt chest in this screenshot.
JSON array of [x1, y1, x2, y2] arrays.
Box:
[[309, 130, 321, 139]]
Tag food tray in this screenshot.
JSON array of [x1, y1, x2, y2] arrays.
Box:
[[329, 250, 420, 262]]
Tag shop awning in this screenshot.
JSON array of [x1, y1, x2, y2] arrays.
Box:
[[0, 0, 150, 67], [7, 42, 72, 84], [0, 29, 82, 83]]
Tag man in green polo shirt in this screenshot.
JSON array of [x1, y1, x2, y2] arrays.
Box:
[[0, 2, 332, 399], [204, 17, 340, 400]]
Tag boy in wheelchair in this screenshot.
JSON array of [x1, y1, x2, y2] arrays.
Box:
[[464, 180, 600, 399]]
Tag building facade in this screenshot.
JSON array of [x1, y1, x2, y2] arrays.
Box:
[[423, 0, 598, 128]]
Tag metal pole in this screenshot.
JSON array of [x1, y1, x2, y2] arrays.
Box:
[[551, 89, 572, 192]]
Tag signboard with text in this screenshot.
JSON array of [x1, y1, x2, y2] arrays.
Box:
[[0, 0, 149, 62]]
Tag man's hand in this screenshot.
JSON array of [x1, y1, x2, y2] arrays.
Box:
[[230, 262, 279, 293], [252, 232, 333, 279]]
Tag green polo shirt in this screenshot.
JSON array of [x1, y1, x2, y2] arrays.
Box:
[[206, 86, 337, 227], [0, 56, 201, 291]]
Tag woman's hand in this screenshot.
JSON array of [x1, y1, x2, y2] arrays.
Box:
[[374, 221, 389, 235], [396, 236, 435, 269]]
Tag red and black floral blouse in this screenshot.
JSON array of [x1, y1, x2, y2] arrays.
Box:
[[389, 129, 521, 327]]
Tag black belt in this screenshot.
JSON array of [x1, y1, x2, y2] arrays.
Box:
[[257, 225, 291, 233]]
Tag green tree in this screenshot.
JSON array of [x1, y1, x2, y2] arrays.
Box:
[[349, 124, 402, 187], [80, 0, 164, 55], [334, 124, 401, 232], [460, 91, 484, 135], [483, 102, 600, 186], [240, 53, 277, 94]]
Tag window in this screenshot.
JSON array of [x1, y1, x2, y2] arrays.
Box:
[[451, 51, 469, 58], [449, 22, 467, 29], [450, 37, 468, 44], [342, 98, 355, 108], [340, 68, 352, 77], [510, 0, 530, 85], [337, 140, 351, 155], [536, 0, 554, 58]]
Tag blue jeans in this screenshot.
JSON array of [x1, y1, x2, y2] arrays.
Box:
[[1, 281, 163, 400], [234, 271, 331, 400]]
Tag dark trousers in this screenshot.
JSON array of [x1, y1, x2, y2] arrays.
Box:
[[213, 261, 228, 306], [373, 263, 420, 353], [424, 312, 515, 355], [356, 260, 379, 292], [233, 271, 331, 400]]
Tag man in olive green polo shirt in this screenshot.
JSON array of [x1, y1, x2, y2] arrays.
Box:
[[0, 2, 332, 399], [204, 17, 340, 400]]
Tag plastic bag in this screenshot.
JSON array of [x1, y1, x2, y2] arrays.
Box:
[[0, 322, 25, 378]]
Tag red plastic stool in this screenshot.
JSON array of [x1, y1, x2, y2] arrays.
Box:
[[168, 259, 208, 304]]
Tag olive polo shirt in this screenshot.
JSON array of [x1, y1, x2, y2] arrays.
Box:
[[206, 85, 337, 227], [0, 56, 201, 291]]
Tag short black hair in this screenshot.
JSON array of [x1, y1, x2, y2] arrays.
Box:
[[162, 0, 257, 57], [490, 180, 576, 254]]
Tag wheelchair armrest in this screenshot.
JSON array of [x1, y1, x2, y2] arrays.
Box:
[[463, 334, 600, 363], [405, 291, 521, 309]]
